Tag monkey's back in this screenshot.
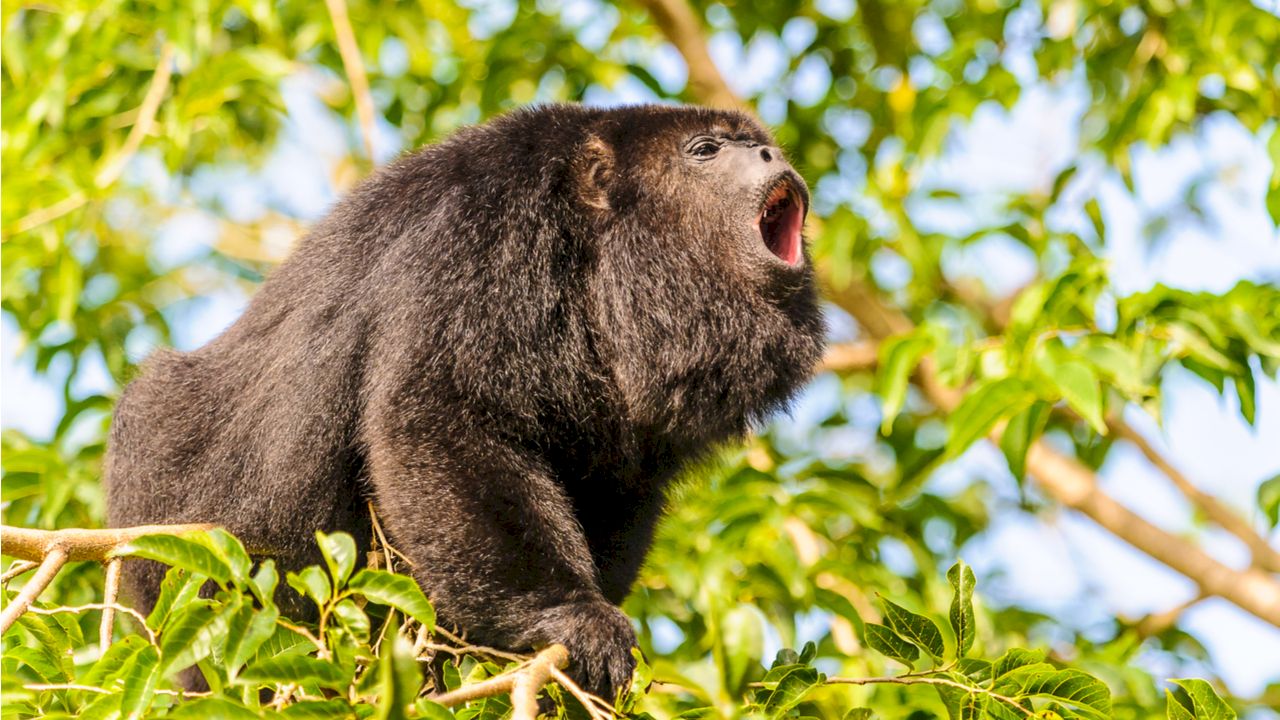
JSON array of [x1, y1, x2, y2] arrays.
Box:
[[103, 107, 602, 608], [104, 237, 377, 608]]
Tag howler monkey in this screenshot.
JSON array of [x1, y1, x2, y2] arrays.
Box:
[[106, 104, 826, 699]]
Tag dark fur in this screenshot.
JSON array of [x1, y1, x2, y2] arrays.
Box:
[[105, 104, 825, 697]]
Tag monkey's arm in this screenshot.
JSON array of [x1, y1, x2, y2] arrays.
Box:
[[363, 426, 637, 700]]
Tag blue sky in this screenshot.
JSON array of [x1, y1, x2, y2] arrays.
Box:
[[4, 7, 1279, 702]]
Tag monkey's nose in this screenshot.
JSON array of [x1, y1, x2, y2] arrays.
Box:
[[759, 147, 774, 163]]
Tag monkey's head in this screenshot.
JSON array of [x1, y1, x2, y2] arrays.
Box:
[[565, 105, 827, 446]]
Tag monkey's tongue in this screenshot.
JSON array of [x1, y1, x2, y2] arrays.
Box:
[[759, 193, 803, 265]]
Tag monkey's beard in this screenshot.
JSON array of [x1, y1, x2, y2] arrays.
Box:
[[758, 183, 804, 265]]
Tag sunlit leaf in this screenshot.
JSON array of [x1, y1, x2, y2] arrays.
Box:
[[948, 561, 977, 657], [347, 569, 435, 630]]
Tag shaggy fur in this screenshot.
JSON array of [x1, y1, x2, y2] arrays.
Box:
[[105, 104, 826, 697]]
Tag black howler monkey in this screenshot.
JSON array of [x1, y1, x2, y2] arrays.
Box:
[[106, 103, 826, 699]]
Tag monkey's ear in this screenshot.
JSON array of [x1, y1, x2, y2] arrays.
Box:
[[574, 135, 613, 211]]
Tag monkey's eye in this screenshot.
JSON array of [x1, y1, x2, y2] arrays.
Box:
[[689, 139, 721, 158]]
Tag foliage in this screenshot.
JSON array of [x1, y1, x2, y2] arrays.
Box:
[[0, 530, 1237, 719], [3, 0, 1279, 718]]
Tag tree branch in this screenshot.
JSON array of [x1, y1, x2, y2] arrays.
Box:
[[100, 558, 123, 652], [1109, 416, 1280, 573], [0, 547, 67, 633], [820, 341, 879, 373], [1, 523, 215, 563], [325, 0, 376, 160], [95, 42, 175, 189], [957, 282, 1280, 574], [0, 523, 214, 633], [429, 644, 570, 720], [640, 0, 1280, 628], [632, 0, 740, 109]]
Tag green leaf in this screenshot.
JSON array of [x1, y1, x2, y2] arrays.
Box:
[[763, 665, 822, 719], [414, 699, 457, 720], [932, 677, 991, 720], [158, 600, 228, 677], [999, 400, 1050, 481], [197, 528, 254, 585], [879, 597, 945, 661], [862, 623, 918, 668], [374, 634, 422, 720], [1167, 679, 1235, 720], [333, 598, 370, 644], [1036, 351, 1107, 434], [251, 559, 279, 607], [720, 604, 763, 693], [167, 697, 263, 720], [82, 635, 150, 690], [317, 531, 358, 588], [1258, 474, 1280, 529], [946, 377, 1035, 457], [992, 648, 1046, 679], [287, 566, 332, 609], [224, 602, 279, 677], [147, 567, 205, 631], [241, 654, 349, 690], [1078, 337, 1148, 396], [994, 666, 1111, 720], [1233, 372, 1256, 426], [120, 645, 160, 720], [877, 333, 934, 433], [1167, 691, 1196, 720], [118, 534, 231, 588], [281, 700, 358, 719], [947, 561, 977, 657], [347, 569, 435, 630]]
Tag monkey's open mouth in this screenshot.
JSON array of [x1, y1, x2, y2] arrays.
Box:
[[757, 180, 805, 266]]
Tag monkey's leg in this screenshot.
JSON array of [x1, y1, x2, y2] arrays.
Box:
[[364, 432, 637, 701]]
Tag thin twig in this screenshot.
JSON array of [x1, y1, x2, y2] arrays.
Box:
[[28, 601, 155, 645], [1, 560, 38, 585], [368, 502, 413, 567], [8, 193, 88, 236], [95, 42, 175, 188], [325, 0, 376, 160], [277, 618, 326, 655], [1132, 592, 1207, 638], [24, 683, 212, 698], [100, 558, 123, 652], [0, 547, 68, 633], [550, 667, 617, 720], [419, 640, 528, 664]]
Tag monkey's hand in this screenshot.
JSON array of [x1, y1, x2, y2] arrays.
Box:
[[529, 600, 637, 702]]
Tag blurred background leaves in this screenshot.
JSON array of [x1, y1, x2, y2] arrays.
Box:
[[3, 0, 1279, 717]]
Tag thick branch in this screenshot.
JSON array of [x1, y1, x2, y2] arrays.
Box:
[[1110, 416, 1280, 573], [325, 0, 376, 160], [1, 523, 216, 563]]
